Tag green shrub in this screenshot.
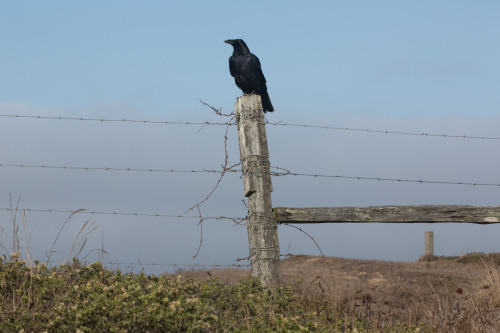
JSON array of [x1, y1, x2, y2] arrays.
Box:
[[0, 257, 424, 332]]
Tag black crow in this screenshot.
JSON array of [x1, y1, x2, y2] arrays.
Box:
[[224, 39, 274, 113]]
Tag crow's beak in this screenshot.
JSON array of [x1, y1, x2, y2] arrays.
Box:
[[224, 40, 233, 44]]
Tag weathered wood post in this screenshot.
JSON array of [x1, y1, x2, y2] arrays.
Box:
[[235, 95, 281, 288], [425, 231, 434, 259]]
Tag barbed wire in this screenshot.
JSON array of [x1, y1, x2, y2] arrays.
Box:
[[107, 259, 481, 279], [0, 163, 236, 175], [103, 262, 250, 268], [266, 121, 500, 141], [2, 162, 500, 187], [107, 258, 482, 277], [0, 113, 233, 127], [277, 171, 500, 187], [1, 112, 499, 141], [4, 106, 495, 279], [0, 207, 246, 223]]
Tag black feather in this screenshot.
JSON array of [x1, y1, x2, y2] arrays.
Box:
[[224, 39, 274, 113]]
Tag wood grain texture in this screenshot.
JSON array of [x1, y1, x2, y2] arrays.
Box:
[[236, 95, 281, 288], [274, 206, 500, 224]]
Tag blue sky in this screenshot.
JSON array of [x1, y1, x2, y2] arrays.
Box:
[[1, 2, 499, 274], [2, 1, 499, 116]]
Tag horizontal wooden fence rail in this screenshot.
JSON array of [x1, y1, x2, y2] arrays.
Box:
[[273, 205, 500, 224]]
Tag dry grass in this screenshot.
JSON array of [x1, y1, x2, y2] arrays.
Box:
[[177, 253, 500, 332], [0, 195, 104, 268], [453, 259, 500, 332]]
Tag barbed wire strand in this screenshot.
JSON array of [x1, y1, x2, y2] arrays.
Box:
[[2, 162, 499, 187], [1, 112, 499, 141], [0, 163, 234, 175], [0, 113, 232, 127], [2, 256, 480, 277], [103, 259, 479, 279], [102, 257, 482, 277], [103, 262, 250, 268], [266, 121, 500, 141], [0, 207, 246, 223], [281, 171, 500, 187]]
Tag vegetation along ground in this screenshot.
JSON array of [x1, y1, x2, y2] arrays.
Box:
[[1, 252, 500, 332]]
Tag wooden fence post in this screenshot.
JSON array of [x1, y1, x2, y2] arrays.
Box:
[[425, 231, 434, 259], [235, 95, 281, 288]]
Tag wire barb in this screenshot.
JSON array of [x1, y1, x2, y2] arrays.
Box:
[[2, 162, 499, 187], [0, 207, 246, 223], [281, 172, 500, 187], [0, 113, 236, 126], [104, 262, 250, 268], [266, 120, 500, 141], [2, 112, 499, 140], [0, 163, 238, 175]]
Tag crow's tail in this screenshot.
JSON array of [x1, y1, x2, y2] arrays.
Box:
[[260, 91, 274, 113]]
